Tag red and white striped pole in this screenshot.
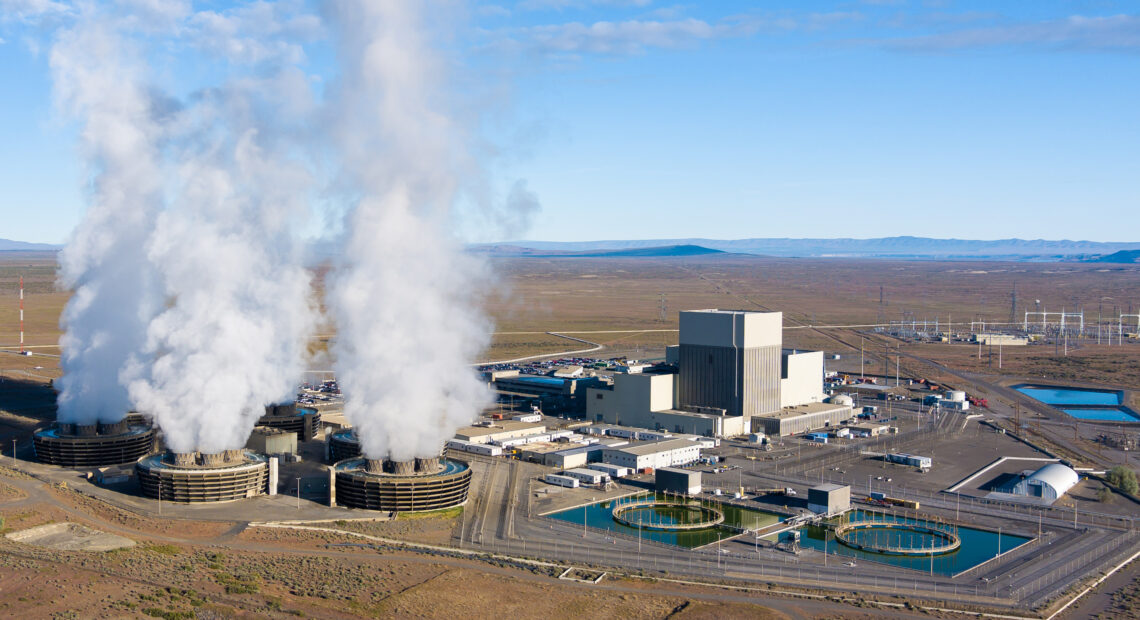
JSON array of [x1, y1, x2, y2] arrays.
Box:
[[19, 275, 24, 353]]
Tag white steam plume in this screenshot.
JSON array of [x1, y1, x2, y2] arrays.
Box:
[[46, 1, 320, 452], [324, 0, 498, 461], [123, 75, 320, 455], [52, 8, 162, 426]]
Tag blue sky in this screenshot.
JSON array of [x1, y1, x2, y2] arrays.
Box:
[[1, 0, 1138, 244]]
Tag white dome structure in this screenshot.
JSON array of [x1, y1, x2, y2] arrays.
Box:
[[828, 394, 854, 407], [1002, 463, 1079, 501]]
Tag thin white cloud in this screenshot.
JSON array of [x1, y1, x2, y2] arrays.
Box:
[[494, 11, 863, 55], [0, 0, 73, 22], [477, 4, 511, 18], [186, 1, 322, 65], [882, 14, 1140, 52], [518, 0, 653, 12], [519, 18, 733, 54]]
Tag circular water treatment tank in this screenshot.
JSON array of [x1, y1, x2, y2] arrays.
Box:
[[945, 391, 967, 403], [136, 450, 268, 503], [611, 500, 724, 531], [33, 419, 156, 467], [834, 522, 960, 556], [333, 456, 471, 512]]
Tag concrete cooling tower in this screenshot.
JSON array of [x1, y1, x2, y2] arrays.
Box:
[[327, 428, 362, 463], [258, 403, 321, 441], [33, 414, 157, 467], [136, 449, 270, 503], [331, 454, 471, 512]]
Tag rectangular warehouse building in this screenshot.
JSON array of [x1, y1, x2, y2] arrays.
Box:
[[563, 468, 608, 485], [886, 453, 932, 469], [453, 421, 546, 444], [588, 463, 630, 479], [656, 467, 702, 495], [602, 438, 702, 470], [753, 402, 853, 437]]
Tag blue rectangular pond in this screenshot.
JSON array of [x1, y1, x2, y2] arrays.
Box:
[[1015, 385, 1122, 406], [1060, 408, 1140, 422]]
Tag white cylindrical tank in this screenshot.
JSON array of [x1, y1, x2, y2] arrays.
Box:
[[946, 390, 966, 402], [828, 394, 854, 407]]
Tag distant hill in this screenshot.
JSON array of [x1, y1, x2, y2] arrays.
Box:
[[474, 244, 729, 258], [492, 236, 1140, 261], [0, 238, 61, 251], [1088, 250, 1140, 264]]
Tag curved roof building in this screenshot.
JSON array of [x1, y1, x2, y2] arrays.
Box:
[[1002, 463, 1079, 501]]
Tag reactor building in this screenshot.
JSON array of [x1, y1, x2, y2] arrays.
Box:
[[33, 414, 157, 467], [587, 309, 845, 438], [331, 454, 472, 512]]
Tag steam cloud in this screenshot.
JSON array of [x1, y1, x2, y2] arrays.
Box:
[[323, 0, 498, 461], [46, 2, 319, 453], [35, 0, 530, 458], [52, 10, 162, 426]]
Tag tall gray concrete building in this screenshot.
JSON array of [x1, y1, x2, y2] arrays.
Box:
[[676, 309, 782, 419]]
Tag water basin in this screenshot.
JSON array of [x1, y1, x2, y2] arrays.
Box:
[[1014, 385, 1122, 406], [1059, 408, 1140, 423]]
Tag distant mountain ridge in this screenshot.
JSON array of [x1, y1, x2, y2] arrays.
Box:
[[1091, 250, 1140, 264], [474, 244, 727, 258], [0, 238, 61, 251], [486, 236, 1140, 261]]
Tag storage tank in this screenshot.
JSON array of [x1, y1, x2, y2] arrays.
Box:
[[945, 391, 966, 403], [828, 394, 854, 407]]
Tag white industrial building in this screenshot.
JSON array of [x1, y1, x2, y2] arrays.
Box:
[[453, 421, 546, 444], [973, 333, 1028, 346], [602, 438, 701, 470], [588, 463, 630, 478], [752, 402, 853, 437], [562, 468, 608, 485], [998, 463, 1079, 502], [586, 309, 837, 438], [781, 350, 826, 407]]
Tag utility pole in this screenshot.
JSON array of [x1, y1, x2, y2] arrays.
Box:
[[1008, 285, 1017, 328], [860, 337, 864, 380]]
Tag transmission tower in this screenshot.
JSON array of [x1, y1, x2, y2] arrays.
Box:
[[1008, 285, 1018, 328], [659, 293, 667, 322]]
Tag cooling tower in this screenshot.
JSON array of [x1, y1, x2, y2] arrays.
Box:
[[135, 449, 268, 503], [258, 403, 321, 441], [332, 454, 471, 512], [33, 414, 157, 467], [327, 428, 361, 462]]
